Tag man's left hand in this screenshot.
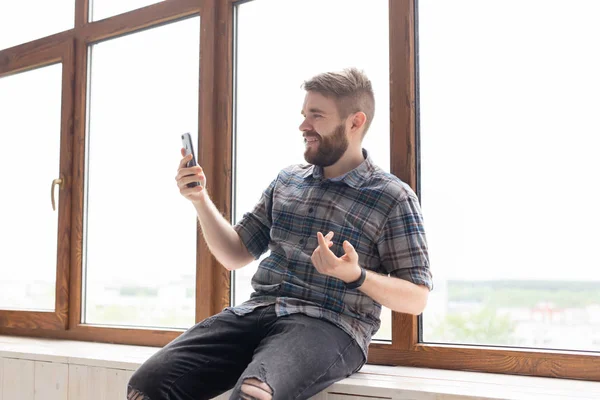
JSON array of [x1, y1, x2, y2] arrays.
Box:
[[311, 231, 362, 283]]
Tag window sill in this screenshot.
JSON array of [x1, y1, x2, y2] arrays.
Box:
[[1, 335, 599, 399]]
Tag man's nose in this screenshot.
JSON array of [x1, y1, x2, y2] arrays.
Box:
[[299, 118, 311, 132]]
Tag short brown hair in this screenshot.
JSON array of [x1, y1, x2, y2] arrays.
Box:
[[302, 68, 375, 137]]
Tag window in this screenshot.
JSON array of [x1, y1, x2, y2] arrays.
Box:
[[1, 0, 598, 381], [83, 17, 200, 329], [419, 0, 600, 353], [0, 38, 74, 331], [0, 0, 74, 51], [232, 0, 392, 341], [91, 0, 165, 21], [0, 0, 205, 343], [0, 64, 62, 312]]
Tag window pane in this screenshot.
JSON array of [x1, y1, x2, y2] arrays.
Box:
[[91, 0, 164, 21], [419, 1, 600, 351], [0, 64, 62, 311], [84, 17, 200, 329], [0, 1, 74, 51], [233, 0, 392, 341]]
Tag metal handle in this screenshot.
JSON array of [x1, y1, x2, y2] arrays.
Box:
[[51, 177, 64, 211]]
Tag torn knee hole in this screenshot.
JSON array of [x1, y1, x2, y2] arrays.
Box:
[[127, 386, 151, 400], [241, 378, 272, 400]]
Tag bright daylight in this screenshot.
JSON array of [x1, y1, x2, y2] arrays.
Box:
[[1, 0, 600, 399]]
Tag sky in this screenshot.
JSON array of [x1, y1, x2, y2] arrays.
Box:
[[418, 0, 600, 282], [1, 0, 600, 315]]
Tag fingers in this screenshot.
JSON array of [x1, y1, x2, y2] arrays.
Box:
[[176, 166, 203, 181], [177, 150, 204, 180], [180, 185, 204, 198], [342, 240, 357, 258], [180, 178, 205, 190], [312, 231, 341, 276], [316, 232, 337, 262], [325, 232, 334, 247], [176, 163, 205, 188], [317, 231, 334, 246], [311, 245, 321, 266], [176, 165, 203, 181], [317, 231, 326, 246], [177, 173, 205, 190], [177, 150, 206, 201], [178, 152, 192, 169], [313, 232, 359, 280], [316, 231, 335, 251]]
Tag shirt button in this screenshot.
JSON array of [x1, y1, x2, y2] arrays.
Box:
[[308, 208, 314, 213], [299, 238, 305, 245]]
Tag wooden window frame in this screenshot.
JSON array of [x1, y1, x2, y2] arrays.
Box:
[[1, 0, 598, 382], [368, 0, 598, 382], [0, 0, 217, 346], [218, 0, 600, 382], [0, 38, 74, 331]]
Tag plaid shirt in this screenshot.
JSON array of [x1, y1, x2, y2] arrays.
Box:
[[232, 149, 433, 357]]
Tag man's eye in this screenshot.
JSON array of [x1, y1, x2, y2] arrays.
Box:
[[313, 114, 322, 119]]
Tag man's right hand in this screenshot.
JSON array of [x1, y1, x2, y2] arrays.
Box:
[[176, 148, 206, 204], [175, 148, 253, 270]]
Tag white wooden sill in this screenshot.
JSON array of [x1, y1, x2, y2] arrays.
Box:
[[1, 335, 599, 400]]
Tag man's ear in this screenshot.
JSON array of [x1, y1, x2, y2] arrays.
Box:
[[350, 112, 367, 133]]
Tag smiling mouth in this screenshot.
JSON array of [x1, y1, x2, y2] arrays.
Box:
[[304, 136, 319, 144]]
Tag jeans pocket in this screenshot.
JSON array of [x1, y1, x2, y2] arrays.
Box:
[[197, 311, 224, 328]]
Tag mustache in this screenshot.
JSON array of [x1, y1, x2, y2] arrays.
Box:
[[303, 131, 321, 139]]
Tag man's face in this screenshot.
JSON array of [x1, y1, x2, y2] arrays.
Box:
[[300, 92, 349, 167]]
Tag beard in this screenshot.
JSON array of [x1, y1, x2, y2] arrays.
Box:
[[303, 123, 349, 167]]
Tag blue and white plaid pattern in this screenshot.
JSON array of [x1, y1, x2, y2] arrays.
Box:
[[232, 149, 433, 356]]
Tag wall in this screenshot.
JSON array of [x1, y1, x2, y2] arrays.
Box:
[[0, 357, 379, 400]]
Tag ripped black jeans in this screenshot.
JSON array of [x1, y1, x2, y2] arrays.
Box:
[[127, 305, 365, 400]]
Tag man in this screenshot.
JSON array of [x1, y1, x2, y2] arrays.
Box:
[[128, 68, 433, 400]]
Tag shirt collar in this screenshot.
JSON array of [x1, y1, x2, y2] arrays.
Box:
[[302, 149, 374, 189]]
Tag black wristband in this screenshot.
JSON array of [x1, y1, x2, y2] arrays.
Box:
[[345, 267, 366, 290]]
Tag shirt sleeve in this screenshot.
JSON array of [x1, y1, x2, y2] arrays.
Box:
[[376, 194, 433, 290], [233, 177, 277, 260]]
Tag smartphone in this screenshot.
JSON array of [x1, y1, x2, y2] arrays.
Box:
[[181, 132, 200, 188]]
